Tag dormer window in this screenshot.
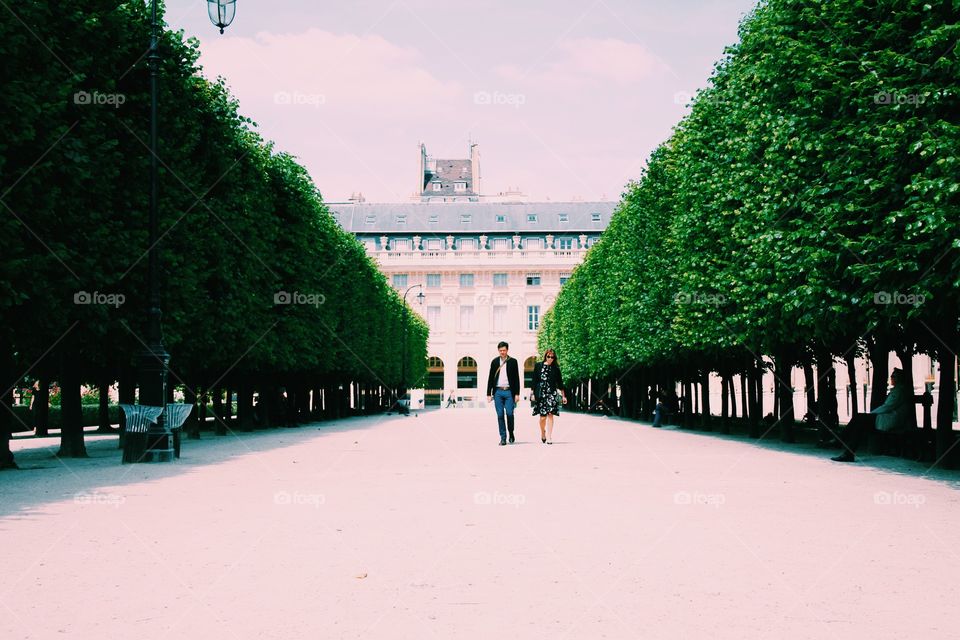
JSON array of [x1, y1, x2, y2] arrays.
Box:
[[454, 182, 467, 192], [527, 214, 538, 223], [558, 213, 569, 223], [495, 214, 506, 223], [428, 214, 439, 224], [432, 182, 442, 191], [396, 215, 407, 225], [591, 213, 602, 222], [365, 214, 376, 225], [460, 214, 472, 223]]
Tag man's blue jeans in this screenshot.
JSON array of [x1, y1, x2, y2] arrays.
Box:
[[493, 389, 515, 440]]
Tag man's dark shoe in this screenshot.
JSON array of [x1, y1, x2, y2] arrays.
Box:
[[831, 452, 855, 462], [508, 433, 515, 443], [499, 439, 507, 446]]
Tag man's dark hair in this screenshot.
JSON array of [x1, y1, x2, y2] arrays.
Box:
[[497, 341, 509, 350]]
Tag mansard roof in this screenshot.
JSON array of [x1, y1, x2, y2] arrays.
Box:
[[329, 201, 615, 233]]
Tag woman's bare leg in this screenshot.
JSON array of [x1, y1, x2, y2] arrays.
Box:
[[546, 414, 555, 443], [538, 415, 547, 441]]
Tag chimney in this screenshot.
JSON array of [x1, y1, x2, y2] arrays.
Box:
[[470, 143, 481, 196]]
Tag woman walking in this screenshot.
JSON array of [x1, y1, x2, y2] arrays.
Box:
[[530, 349, 567, 444]]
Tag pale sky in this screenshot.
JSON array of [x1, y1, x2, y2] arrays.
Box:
[[166, 0, 757, 203]]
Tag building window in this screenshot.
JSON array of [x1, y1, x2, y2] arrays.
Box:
[[426, 273, 441, 288], [526, 274, 541, 286], [591, 213, 602, 222], [460, 214, 472, 224], [492, 305, 507, 331], [493, 273, 508, 288], [459, 237, 477, 251], [560, 273, 571, 285], [427, 306, 441, 328], [393, 274, 408, 288], [428, 214, 439, 224], [460, 273, 475, 288], [424, 238, 442, 251], [491, 237, 511, 250], [454, 182, 467, 192], [396, 215, 407, 225], [527, 214, 538, 223], [365, 215, 376, 225], [525, 237, 544, 250], [557, 237, 573, 250], [432, 182, 442, 191], [460, 305, 475, 330], [558, 213, 569, 223], [392, 238, 412, 251], [527, 305, 540, 331], [496, 214, 506, 223]]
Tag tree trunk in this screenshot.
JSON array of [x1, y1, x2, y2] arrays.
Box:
[[803, 361, 816, 422], [700, 371, 711, 430], [185, 386, 200, 439], [212, 387, 227, 436], [0, 343, 17, 469], [57, 360, 87, 458], [34, 376, 50, 437], [895, 345, 918, 429], [96, 376, 113, 433], [934, 325, 958, 467], [867, 337, 889, 410], [845, 352, 859, 416], [238, 379, 254, 431], [774, 352, 795, 443]]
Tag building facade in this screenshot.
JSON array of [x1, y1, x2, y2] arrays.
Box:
[[330, 144, 615, 405]]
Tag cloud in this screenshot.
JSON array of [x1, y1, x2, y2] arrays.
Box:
[[197, 28, 462, 116], [495, 37, 671, 89]]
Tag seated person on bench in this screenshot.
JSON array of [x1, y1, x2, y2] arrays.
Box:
[[832, 368, 913, 463]]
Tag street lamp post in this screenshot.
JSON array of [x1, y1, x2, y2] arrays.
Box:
[[400, 284, 425, 413], [135, 0, 236, 462]]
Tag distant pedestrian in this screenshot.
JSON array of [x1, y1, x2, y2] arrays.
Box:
[[445, 392, 457, 408], [832, 368, 913, 463], [530, 349, 567, 444], [486, 341, 520, 445]]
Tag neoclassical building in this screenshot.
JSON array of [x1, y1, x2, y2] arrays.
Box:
[[330, 143, 615, 405]]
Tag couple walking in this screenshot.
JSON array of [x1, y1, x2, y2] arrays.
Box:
[[485, 341, 567, 446]]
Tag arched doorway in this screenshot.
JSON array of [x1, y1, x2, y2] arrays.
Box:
[[425, 356, 444, 406], [457, 357, 478, 403]]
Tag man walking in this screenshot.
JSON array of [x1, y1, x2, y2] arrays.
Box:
[[486, 341, 520, 445]]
